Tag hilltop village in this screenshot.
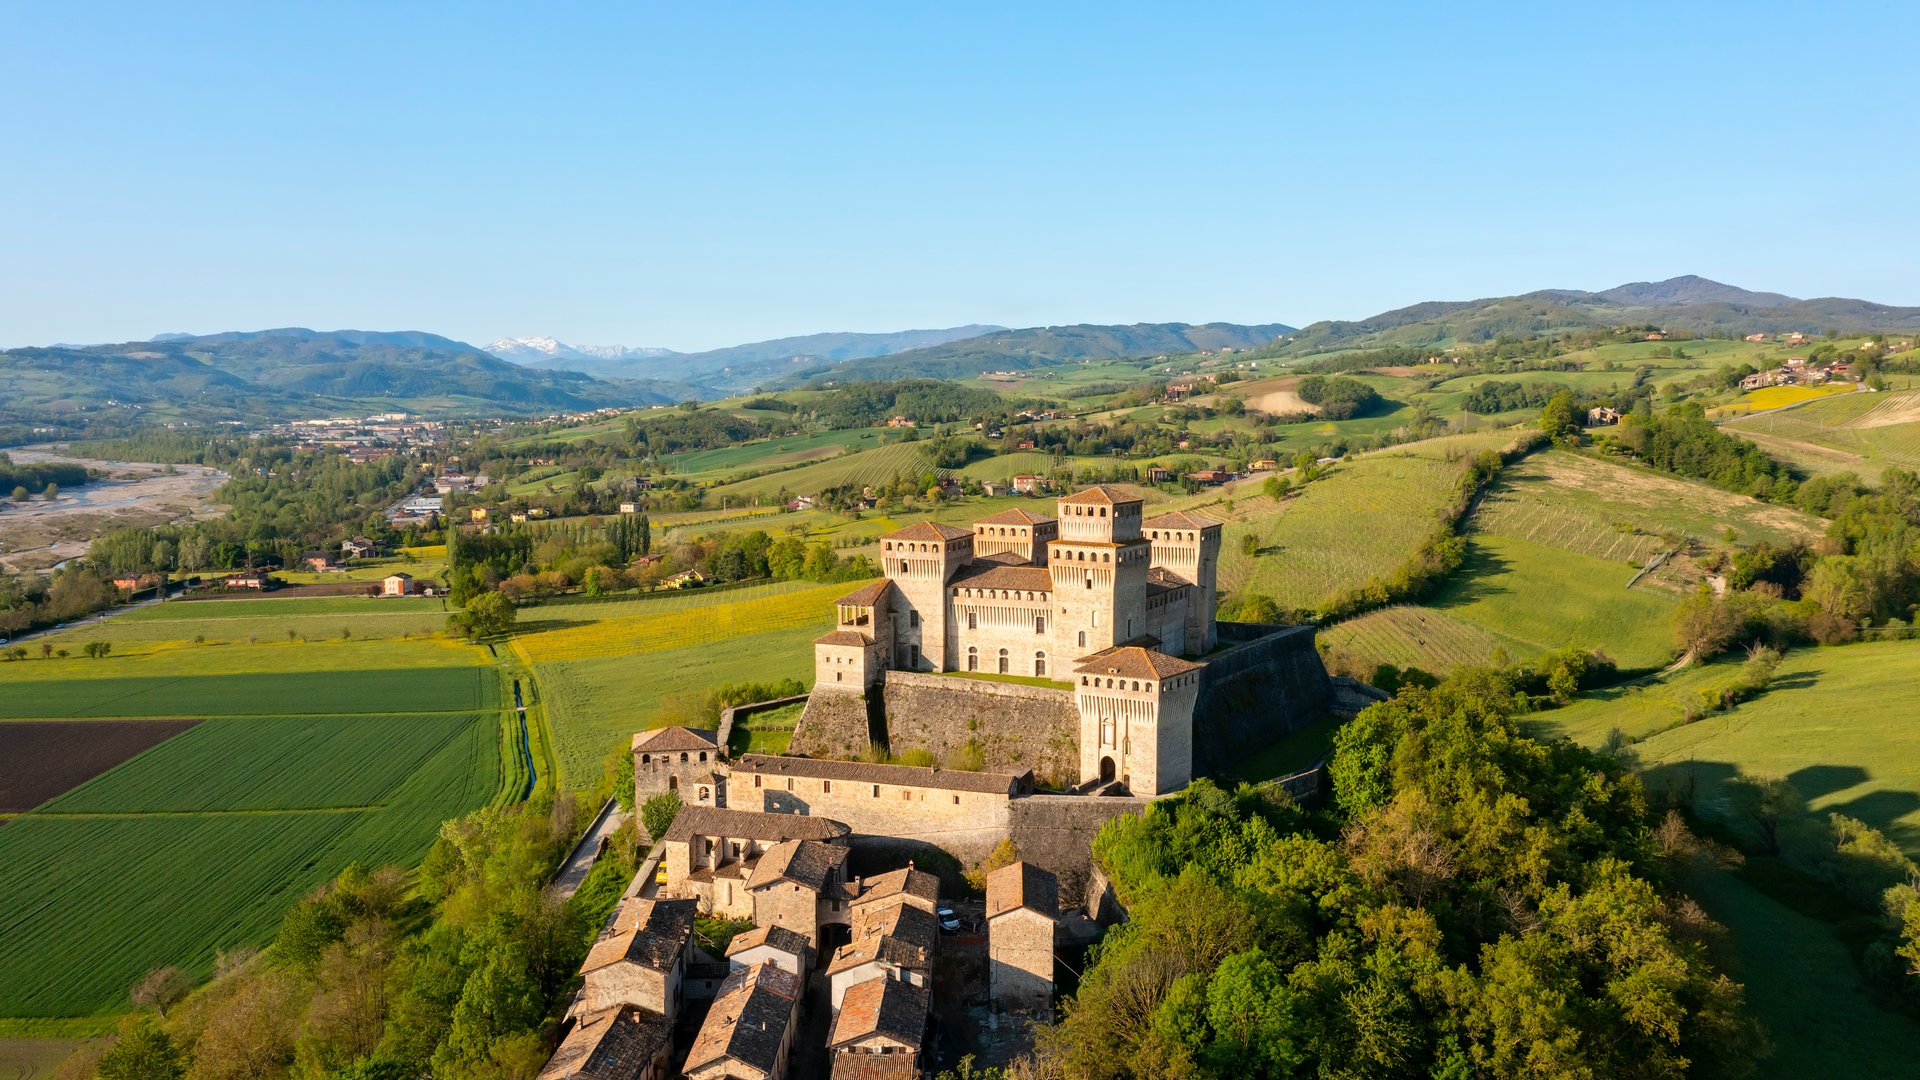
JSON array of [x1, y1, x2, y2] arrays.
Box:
[[536, 485, 1337, 1078]]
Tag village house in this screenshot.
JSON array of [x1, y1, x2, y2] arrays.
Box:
[[110, 572, 163, 594], [1187, 469, 1228, 486], [632, 726, 725, 808], [826, 900, 939, 1009], [221, 570, 273, 590], [683, 962, 803, 1080], [341, 536, 379, 559], [1744, 332, 1770, 343], [381, 572, 414, 597], [1010, 474, 1045, 495], [724, 924, 812, 978], [987, 861, 1060, 1016], [1248, 459, 1279, 472], [664, 569, 706, 589], [848, 865, 941, 918], [301, 550, 340, 572], [1586, 406, 1622, 426], [660, 806, 851, 924], [470, 507, 489, 521], [1145, 466, 1173, 484], [536, 1004, 674, 1080], [827, 975, 932, 1077], [576, 897, 698, 1019], [744, 838, 853, 947], [619, 501, 641, 514]]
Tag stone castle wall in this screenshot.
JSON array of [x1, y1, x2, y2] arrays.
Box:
[[1191, 623, 1333, 778], [786, 690, 873, 760], [1006, 794, 1152, 907], [879, 672, 1080, 787]]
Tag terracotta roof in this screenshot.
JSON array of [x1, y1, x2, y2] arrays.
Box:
[[1073, 645, 1204, 681], [975, 508, 1055, 526], [825, 930, 932, 977], [684, 963, 801, 1076], [830, 1053, 921, 1080], [630, 726, 719, 753], [746, 839, 847, 893], [834, 580, 892, 607], [662, 805, 851, 845], [851, 900, 941, 954], [829, 976, 931, 1050], [949, 563, 1054, 592], [1057, 484, 1144, 506], [880, 521, 971, 543], [971, 550, 1032, 566], [725, 923, 812, 961], [815, 629, 873, 647], [987, 861, 1060, 920], [538, 1005, 672, 1080], [581, 898, 695, 975], [733, 754, 1029, 795], [852, 866, 941, 910], [1146, 566, 1192, 594], [1143, 510, 1220, 531]]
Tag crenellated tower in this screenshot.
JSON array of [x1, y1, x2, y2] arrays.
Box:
[[1048, 486, 1150, 656], [1143, 511, 1224, 653], [878, 521, 972, 671]]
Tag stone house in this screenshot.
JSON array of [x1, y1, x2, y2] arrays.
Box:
[[632, 727, 724, 809], [828, 975, 931, 1075], [724, 924, 812, 978], [341, 536, 379, 559], [726, 754, 1031, 842], [827, 901, 938, 1009], [745, 839, 852, 947], [683, 962, 803, 1080], [537, 1004, 673, 1080], [987, 861, 1059, 1016], [848, 866, 941, 918], [575, 897, 697, 1019], [660, 807, 851, 922]]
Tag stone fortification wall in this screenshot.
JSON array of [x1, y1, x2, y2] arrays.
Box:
[[1007, 794, 1152, 907], [715, 694, 810, 754], [1192, 624, 1333, 778], [786, 690, 874, 760], [879, 672, 1080, 787]]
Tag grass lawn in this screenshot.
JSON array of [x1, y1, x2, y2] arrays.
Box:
[[1423, 533, 1679, 671], [1231, 713, 1341, 784], [727, 701, 805, 756], [1726, 386, 1920, 479], [531, 622, 823, 790], [937, 670, 1073, 690]]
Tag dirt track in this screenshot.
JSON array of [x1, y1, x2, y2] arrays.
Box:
[[0, 447, 227, 573]]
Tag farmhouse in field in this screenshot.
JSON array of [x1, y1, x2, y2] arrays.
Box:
[[381, 572, 414, 597]]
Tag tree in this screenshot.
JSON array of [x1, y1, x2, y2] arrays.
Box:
[[1239, 533, 1258, 556], [453, 591, 516, 640], [1539, 389, 1581, 440], [129, 965, 191, 1016], [11, 486, 27, 503], [641, 792, 682, 843], [95, 1015, 185, 1080], [1262, 475, 1291, 500], [43, 482, 58, 500]]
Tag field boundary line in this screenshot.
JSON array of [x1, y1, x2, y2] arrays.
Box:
[[22, 806, 383, 819]]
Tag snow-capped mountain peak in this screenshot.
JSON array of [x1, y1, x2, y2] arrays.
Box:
[[484, 337, 679, 364]]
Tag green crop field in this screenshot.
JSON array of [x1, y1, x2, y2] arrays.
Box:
[[0, 637, 488, 677], [1318, 605, 1509, 676], [1726, 387, 1920, 479], [1475, 450, 1823, 560], [0, 664, 497, 719], [705, 440, 950, 501], [0, 705, 503, 1017], [120, 596, 445, 620], [38, 713, 492, 813], [664, 427, 889, 480]]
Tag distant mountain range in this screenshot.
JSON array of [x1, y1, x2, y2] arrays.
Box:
[[1277, 275, 1920, 354], [0, 329, 691, 426], [483, 325, 1005, 385]]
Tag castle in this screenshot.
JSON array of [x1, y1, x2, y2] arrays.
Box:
[[810, 484, 1222, 796]]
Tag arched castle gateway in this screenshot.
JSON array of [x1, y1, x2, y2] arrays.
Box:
[[810, 485, 1222, 796]]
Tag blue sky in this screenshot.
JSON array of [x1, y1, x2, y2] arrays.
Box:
[[3, 2, 1915, 351]]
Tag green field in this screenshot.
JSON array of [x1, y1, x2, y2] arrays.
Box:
[[704, 440, 950, 502], [0, 709, 503, 1017], [0, 665, 497, 718], [1726, 387, 1920, 479], [1318, 605, 1510, 676], [663, 427, 889, 481], [727, 701, 804, 756]]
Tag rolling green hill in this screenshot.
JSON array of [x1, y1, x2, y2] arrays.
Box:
[[1278, 276, 1920, 355], [0, 329, 688, 425], [775, 321, 1295, 386]]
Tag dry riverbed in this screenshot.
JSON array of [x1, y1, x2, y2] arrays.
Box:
[[0, 448, 227, 573]]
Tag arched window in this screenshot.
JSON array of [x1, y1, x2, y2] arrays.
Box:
[[1078, 630, 1087, 647], [1035, 653, 1047, 677], [997, 648, 1009, 674], [640, 754, 650, 764], [967, 647, 978, 672], [680, 752, 688, 763], [698, 751, 707, 762]]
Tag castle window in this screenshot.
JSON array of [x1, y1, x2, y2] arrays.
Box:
[[872, 785, 881, 798], [909, 610, 919, 628], [1035, 653, 1047, 677], [786, 778, 794, 791], [755, 775, 763, 788], [699, 751, 707, 762], [998, 649, 1009, 674], [1078, 631, 1087, 647], [1035, 615, 1045, 634], [967, 611, 977, 630], [836, 671, 843, 682], [680, 752, 688, 763], [823, 780, 831, 793], [1085, 576, 1092, 589], [967, 648, 978, 672], [641, 754, 650, 764], [902, 790, 912, 800], [953, 795, 961, 805]]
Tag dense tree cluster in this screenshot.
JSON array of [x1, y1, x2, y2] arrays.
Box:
[[1293, 376, 1384, 420], [1600, 402, 1798, 500], [1038, 669, 1763, 1079]]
